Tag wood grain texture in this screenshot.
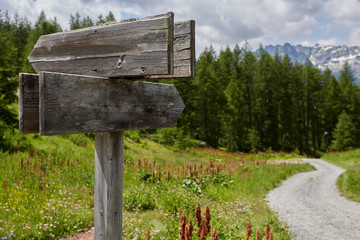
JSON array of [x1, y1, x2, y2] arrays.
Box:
[[95, 132, 124, 240], [29, 12, 174, 78], [39, 72, 185, 135], [150, 20, 195, 79], [19, 73, 39, 134]]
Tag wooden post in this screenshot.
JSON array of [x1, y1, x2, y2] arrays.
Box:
[[19, 12, 195, 240], [95, 132, 124, 240]]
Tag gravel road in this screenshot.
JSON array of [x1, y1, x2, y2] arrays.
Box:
[[266, 159, 360, 240]]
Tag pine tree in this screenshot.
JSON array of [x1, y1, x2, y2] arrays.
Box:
[[22, 10, 62, 73], [278, 54, 296, 150], [322, 67, 333, 84], [0, 11, 20, 149], [194, 47, 226, 147], [70, 12, 81, 30], [105, 12, 116, 22], [241, 45, 257, 131], [339, 62, 356, 88], [0, 11, 17, 80], [223, 45, 247, 151], [265, 52, 282, 150], [338, 63, 360, 143], [290, 63, 306, 153], [217, 46, 234, 88], [172, 77, 198, 138], [256, 50, 276, 150], [96, 14, 106, 25], [339, 63, 357, 112], [81, 16, 94, 28], [13, 13, 31, 72], [331, 112, 357, 151], [323, 76, 342, 143]]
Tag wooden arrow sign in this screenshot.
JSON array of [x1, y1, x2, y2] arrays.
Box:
[[20, 72, 185, 135], [28, 12, 174, 78], [150, 20, 195, 79]]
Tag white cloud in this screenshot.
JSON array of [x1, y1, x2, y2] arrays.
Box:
[[300, 38, 340, 47], [300, 40, 314, 46], [323, 0, 360, 47], [1, 0, 353, 54], [282, 15, 317, 38], [317, 38, 340, 46], [324, 0, 360, 28], [348, 28, 360, 46]]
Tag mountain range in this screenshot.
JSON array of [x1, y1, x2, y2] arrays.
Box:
[[264, 43, 360, 83]]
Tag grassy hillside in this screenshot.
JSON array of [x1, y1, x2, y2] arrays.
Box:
[[322, 149, 360, 202], [0, 131, 313, 239]]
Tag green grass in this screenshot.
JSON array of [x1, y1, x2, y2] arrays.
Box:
[[322, 149, 360, 202], [0, 133, 94, 239], [0, 130, 314, 239]]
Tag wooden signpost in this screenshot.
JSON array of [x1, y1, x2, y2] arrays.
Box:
[[19, 12, 195, 240]]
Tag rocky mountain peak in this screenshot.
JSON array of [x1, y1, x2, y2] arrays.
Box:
[[264, 43, 360, 82]]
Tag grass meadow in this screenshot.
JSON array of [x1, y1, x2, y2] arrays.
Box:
[[322, 149, 360, 202], [0, 131, 314, 239]]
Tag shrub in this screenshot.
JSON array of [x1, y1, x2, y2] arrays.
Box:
[[181, 178, 203, 196], [176, 137, 199, 151], [153, 127, 199, 150], [124, 130, 141, 143], [154, 127, 178, 145], [123, 184, 156, 211], [212, 174, 234, 187], [161, 188, 197, 215], [123, 151, 134, 165], [136, 170, 152, 181]]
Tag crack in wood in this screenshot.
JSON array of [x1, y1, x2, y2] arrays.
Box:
[[116, 55, 126, 69]]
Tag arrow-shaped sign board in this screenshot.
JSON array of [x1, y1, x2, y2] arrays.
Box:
[[28, 17, 195, 79], [19, 72, 185, 135], [28, 12, 174, 78]]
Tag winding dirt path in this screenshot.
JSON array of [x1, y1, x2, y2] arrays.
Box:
[[266, 159, 360, 239]]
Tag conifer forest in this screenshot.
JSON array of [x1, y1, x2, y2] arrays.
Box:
[[1, 10, 360, 156]]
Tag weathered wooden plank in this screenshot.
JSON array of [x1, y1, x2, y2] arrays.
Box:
[[150, 20, 195, 79], [19, 73, 39, 134], [39, 72, 185, 135], [95, 131, 124, 240], [28, 12, 174, 78]]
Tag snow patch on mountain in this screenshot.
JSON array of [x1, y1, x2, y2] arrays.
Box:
[[264, 43, 360, 83]]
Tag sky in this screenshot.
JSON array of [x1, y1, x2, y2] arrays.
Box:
[[1, 0, 360, 55]]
